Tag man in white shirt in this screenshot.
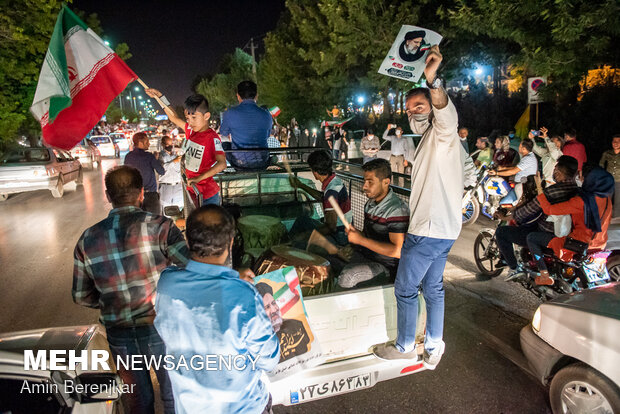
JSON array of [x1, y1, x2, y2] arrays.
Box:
[[383, 124, 410, 186], [373, 45, 463, 371], [158, 136, 183, 211]]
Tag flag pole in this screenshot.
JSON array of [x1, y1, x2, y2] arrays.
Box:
[[136, 78, 168, 108]]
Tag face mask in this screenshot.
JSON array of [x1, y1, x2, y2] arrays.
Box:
[[410, 112, 431, 134], [164, 145, 173, 152], [509, 133, 515, 139], [413, 113, 429, 122]]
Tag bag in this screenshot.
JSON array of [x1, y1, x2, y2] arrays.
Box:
[[563, 237, 589, 256], [547, 214, 572, 237]]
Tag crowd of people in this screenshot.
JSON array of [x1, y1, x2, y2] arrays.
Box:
[[69, 43, 619, 414]]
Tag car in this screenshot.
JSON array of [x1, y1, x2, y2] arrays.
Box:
[[109, 132, 131, 152], [70, 138, 101, 170], [605, 217, 620, 282], [214, 160, 428, 407], [0, 325, 122, 413], [520, 282, 620, 413], [90, 135, 120, 158], [0, 147, 83, 200]]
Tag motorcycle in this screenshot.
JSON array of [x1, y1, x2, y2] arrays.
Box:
[[462, 165, 519, 226], [473, 222, 612, 300]]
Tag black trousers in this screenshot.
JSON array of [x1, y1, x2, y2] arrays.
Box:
[[142, 191, 161, 215]]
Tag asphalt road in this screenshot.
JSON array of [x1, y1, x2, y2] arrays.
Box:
[[0, 158, 551, 413]]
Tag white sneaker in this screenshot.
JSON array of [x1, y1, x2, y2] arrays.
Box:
[[422, 342, 445, 370]]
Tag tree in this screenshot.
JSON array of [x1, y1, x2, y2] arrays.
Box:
[[444, 0, 620, 97], [195, 49, 254, 114]]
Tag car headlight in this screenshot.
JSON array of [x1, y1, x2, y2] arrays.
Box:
[[532, 306, 542, 332]]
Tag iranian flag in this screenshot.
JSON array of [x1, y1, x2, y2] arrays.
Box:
[[30, 5, 137, 150]]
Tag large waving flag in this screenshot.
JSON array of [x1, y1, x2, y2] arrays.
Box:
[[30, 6, 137, 150]]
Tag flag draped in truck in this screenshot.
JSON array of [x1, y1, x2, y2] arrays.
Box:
[[30, 5, 137, 150]]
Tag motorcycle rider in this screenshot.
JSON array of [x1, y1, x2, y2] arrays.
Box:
[[489, 139, 538, 200], [528, 165, 614, 285], [496, 156, 579, 281]]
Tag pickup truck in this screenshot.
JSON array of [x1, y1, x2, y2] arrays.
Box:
[[215, 160, 427, 406]]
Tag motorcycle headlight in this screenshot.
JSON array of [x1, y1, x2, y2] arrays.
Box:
[[532, 307, 542, 333]]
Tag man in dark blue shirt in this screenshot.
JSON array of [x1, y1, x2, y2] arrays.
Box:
[[220, 80, 273, 170], [124, 132, 165, 214]]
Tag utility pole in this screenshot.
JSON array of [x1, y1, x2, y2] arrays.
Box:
[[250, 37, 257, 82]]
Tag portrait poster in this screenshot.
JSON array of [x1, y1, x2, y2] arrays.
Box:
[[378, 25, 442, 83], [254, 266, 324, 380]]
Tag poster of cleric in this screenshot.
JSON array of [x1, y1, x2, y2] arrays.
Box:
[[378, 25, 442, 83], [254, 267, 324, 380]]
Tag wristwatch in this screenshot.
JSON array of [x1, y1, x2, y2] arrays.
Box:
[[427, 76, 442, 89]]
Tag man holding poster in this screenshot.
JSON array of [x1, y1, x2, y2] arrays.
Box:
[[373, 44, 464, 372]]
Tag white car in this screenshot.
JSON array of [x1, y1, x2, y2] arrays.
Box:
[[109, 133, 130, 152], [0, 325, 122, 413], [520, 283, 620, 413], [90, 135, 120, 158]]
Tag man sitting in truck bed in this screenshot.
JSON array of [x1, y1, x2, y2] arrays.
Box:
[[338, 159, 409, 288], [289, 150, 352, 246]]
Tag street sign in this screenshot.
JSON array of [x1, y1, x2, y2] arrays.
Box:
[[527, 77, 547, 104]]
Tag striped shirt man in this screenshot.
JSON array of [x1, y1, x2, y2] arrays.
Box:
[[361, 189, 410, 273]]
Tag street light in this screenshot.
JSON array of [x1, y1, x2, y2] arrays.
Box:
[[357, 96, 365, 105]]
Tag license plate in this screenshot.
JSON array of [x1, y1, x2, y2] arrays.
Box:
[[289, 373, 373, 404], [583, 257, 610, 283]]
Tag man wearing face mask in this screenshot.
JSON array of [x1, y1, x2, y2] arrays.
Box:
[[158, 136, 183, 211], [373, 45, 464, 371]]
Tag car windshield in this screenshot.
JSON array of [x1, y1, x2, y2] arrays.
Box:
[[0, 148, 50, 164], [110, 134, 124, 142], [91, 136, 111, 144]]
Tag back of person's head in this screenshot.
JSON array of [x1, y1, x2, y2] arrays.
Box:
[[405, 87, 431, 104], [237, 80, 258, 100], [105, 165, 143, 206], [555, 155, 579, 179], [564, 128, 577, 139], [307, 150, 333, 176], [362, 158, 391, 181], [184, 94, 209, 115], [520, 139, 534, 153], [186, 205, 236, 258], [132, 131, 148, 147]]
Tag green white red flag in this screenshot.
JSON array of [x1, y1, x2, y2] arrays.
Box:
[[30, 5, 137, 150]]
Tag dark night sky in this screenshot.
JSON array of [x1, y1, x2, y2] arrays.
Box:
[[72, 0, 286, 106]]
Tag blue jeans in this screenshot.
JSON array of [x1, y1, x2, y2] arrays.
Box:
[[202, 192, 221, 206], [106, 325, 175, 414], [526, 231, 555, 271], [395, 234, 455, 354]]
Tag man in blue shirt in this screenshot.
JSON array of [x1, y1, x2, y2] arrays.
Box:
[[124, 132, 165, 214], [220, 80, 273, 170], [155, 205, 280, 414]]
